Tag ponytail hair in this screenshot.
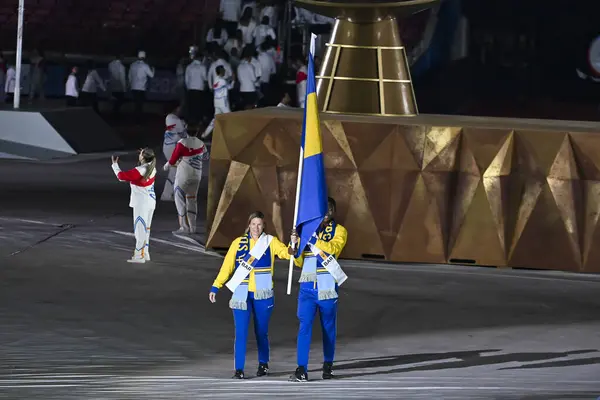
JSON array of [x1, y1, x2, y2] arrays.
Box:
[[139, 148, 156, 180]]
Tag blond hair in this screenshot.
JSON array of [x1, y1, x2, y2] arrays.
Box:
[[244, 211, 265, 234]]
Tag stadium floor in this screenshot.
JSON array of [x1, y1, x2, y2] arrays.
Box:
[[1, 154, 600, 399]]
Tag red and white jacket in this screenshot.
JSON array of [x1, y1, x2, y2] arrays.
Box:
[[296, 64, 307, 108], [168, 137, 209, 175], [164, 113, 188, 147], [112, 163, 157, 208], [212, 76, 234, 108]]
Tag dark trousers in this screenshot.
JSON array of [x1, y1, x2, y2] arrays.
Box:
[[203, 89, 213, 124], [259, 82, 272, 106], [66, 96, 78, 106], [186, 89, 204, 124], [112, 91, 125, 115], [131, 90, 146, 120], [81, 91, 98, 113], [240, 91, 257, 110], [223, 21, 238, 37], [260, 82, 270, 95]]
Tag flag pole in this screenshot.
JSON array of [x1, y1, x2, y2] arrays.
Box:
[[14, 0, 24, 109], [287, 32, 317, 296], [286, 146, 304, 295]]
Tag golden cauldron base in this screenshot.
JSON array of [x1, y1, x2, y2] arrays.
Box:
[[295, 0, 440, 116], [315, 18, 418, 116], [207, 108, 600, 274]]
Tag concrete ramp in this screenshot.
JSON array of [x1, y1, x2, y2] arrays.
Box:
[[0, 108, 124, 160]]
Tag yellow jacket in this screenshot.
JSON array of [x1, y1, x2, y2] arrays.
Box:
[[298, 223, 348, 264], [212, 235, 302, 292]]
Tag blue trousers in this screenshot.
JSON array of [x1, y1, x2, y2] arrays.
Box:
[[296, 284, 338, 369], [232, 292, 274, 371]]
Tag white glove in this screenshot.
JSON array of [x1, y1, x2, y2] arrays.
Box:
[[163, 163, 170, 172]]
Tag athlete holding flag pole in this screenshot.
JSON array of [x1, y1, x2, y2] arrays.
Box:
[[286, 33, 349, 382]]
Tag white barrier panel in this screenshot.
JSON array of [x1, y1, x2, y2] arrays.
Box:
[[0, 152, 34, 160], [0, 110, 77, 159], [0, 110, 76, 155]]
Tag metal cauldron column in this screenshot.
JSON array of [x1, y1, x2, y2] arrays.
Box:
[[295, 0, 439, 116]]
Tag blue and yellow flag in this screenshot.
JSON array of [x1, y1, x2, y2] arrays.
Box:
[[295, 33, 328, 255]]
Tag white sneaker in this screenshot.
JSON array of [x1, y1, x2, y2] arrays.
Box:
[[172, 227, 190, 235], [127, 256, 146, 264]]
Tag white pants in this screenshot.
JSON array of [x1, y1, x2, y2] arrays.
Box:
[[203, 104, 231, 137], [174, 167, 202, 233], [133, 205, 155, 258], [161, 143, 177, 201]]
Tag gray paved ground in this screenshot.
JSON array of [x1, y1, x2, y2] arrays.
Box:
[[1, 154, 600, 399]]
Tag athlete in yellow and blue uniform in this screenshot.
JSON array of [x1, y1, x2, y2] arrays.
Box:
[[209, 211, 299, 379], [290, 197, 348, 382]]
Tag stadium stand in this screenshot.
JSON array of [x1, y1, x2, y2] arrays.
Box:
[[0, 0, 221, 57]]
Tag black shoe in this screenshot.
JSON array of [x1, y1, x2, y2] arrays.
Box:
[[232, 369, 245, 379], [256, 363, 269, 377], [289, 366, 308, 382], [322, 362, 335, 380]]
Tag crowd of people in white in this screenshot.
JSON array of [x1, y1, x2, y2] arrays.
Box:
[[58, 0, 333, 124], [0, 1, 334, 125]]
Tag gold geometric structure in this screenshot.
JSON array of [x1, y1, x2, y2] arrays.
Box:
[[207, 108, 600, 274], [295, 0, 440, 116]]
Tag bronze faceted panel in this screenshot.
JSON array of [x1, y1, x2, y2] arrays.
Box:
[[207, 109, 600, 273]]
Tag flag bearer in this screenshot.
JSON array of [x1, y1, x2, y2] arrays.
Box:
[[290, 197, 348, 382]]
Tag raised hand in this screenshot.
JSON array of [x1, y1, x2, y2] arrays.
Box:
[[111, 155, 119, 164]]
